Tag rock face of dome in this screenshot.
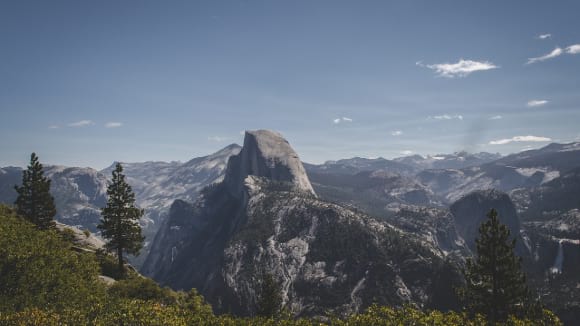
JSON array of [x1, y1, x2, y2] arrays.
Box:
[[224, 130, 315, 198]]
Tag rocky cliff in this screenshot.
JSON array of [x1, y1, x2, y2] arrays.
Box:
[[143, 130, 461, 316], [224, 130, 315, 198], [449, 189, 523, 254]]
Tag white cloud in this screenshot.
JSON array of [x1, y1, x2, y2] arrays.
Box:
[[333, 117, 353, 124], [526, 47, 563, 64], [537, 33, 551, 40], [489, 135, 552, 145], [489, 115, 502, 120], [400, 150, 413, 155], [430, 114, 463, 121], [527, 99, 548, 107], [208, 136, 229, 142], [418, 59, 498, 78], [391, 130, 403, 136], [566, 44, 580, 54], [68, 120, 93, 127], [48, 125, 59, 129], [105, 122, 123, 128]]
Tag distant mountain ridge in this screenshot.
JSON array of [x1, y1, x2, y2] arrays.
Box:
[[0, 145, 242, 268], [101, 144, 241, 225], [393, 151, 502, 171]]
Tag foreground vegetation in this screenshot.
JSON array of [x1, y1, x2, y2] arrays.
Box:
[[0, 205, 561, 325]]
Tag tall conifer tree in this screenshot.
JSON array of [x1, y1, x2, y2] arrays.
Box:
[[14, 153, 56, 229], [256, 272, 283, 317], [98, 163, 144, 274], [460, 208, 535, 322]]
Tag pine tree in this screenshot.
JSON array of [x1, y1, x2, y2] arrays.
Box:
[[14, 153, 56, 229], [98, 163, 144, 274], [256, 272, 283, 317], [459, 208, 535, 322]]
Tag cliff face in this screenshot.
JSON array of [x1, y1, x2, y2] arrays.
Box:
[[143, 130, 318, 295], [143, 130, 461, 316], [450, 189, 522, 253], [213, 178, 460, 316], [224, 130, 315, 198]]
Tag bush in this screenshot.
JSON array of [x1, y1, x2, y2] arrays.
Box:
[[0, 206, 105, 313], [96, 248, 126, 280], [109, 275, 178, 305], [59, 227, 77, 243]]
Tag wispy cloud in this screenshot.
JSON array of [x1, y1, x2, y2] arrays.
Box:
[[527, 99, 548, 107], [537, 33, 551, 40], [489, 115, 503, 120], [566, 44, 580, 54], [417, 59, 498, 78], [68, 120, 93, 127], [391, 130, 403, 136], [489, 135, 552, 145], [48, 125, 59, 129], [430, 114, 463, 121], [526, 47, 563, 64], [105, 122, 123, 128], [400, 150, 413, 155], [207, 136, 229, 142], [333, 117, 353, 124]]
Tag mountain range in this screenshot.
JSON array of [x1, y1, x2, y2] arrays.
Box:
[[1, 132, 579, 322]]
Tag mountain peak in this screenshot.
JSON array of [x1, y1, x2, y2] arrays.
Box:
[[224, 129, 315, 197]]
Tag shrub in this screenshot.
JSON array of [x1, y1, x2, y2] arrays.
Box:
[[0, 206, 106, 313]]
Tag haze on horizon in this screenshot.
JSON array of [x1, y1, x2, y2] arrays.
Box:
[[1, 0, 579, 169]]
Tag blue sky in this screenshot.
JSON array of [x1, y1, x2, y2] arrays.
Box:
[[1, 0, 579, 169]]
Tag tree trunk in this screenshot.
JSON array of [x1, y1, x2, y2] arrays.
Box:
[[118, 247, 124, 275]]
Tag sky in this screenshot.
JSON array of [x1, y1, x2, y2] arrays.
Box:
[[1, 0, 580, 169]]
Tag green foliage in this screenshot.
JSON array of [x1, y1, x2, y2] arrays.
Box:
[[0, 303, 561, 326], [330, 304, 561, 326], [0, 205, 105, 313], [0, 204, 215, 324], [95, 248, 126, 279], [109, 275, 179, 305], [59, 226, 77, 243], [177, 288, 215, 317], [459, 208, 539, 322], [98, 162, 144, 273], [256, 273, 283, 317], [14, 153, 56, 230]]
